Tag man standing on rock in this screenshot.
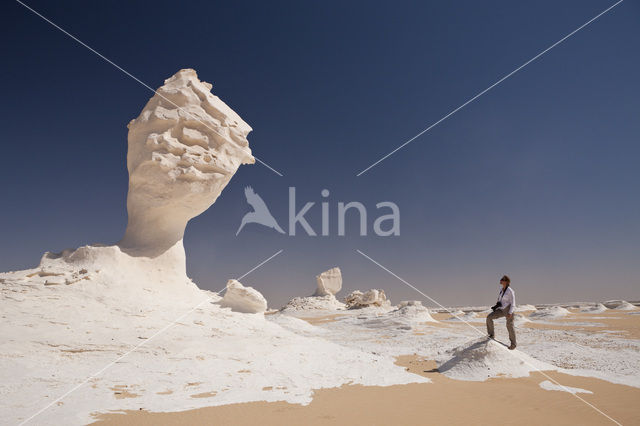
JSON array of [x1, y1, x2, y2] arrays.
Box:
[[487, 275, 517, 350]]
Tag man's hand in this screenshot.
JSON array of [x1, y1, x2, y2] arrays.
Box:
[[506, 313, 513, 320]]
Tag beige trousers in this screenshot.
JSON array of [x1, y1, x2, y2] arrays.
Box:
[[486, 308, 516, 345]]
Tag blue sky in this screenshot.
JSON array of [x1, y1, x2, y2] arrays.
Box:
[[1, 0, 638, 307]]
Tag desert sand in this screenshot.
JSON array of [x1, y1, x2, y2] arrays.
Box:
[[525, 310, 640, 340], [91, 310, 640, 425], [93, 355, 640, 426]]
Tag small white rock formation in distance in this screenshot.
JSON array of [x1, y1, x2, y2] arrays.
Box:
[[280, 267, 347, 312], [515, 304, 537, 312], [219, 279, 268, 314], [528, 306, 570, 319], [613, 301, 638, 311], [345, 289, 390, 309], [393, 300, 437, 323], [314, 267, 342, 296], [580, 303, 608, 313]]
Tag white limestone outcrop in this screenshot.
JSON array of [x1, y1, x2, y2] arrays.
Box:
[[613, 301, 638, 311], [314, 267, 342, 296], [280, 267, 346, 312], [580, 303, 608, 313], [16, 69, 255, 298], [436, 338, 555, 381], [281, 295, 346, 312], [528, 306, 571, 319], [219, 279, 268, 314], [392, 300, 437, 323], [345, 289, 390, 309], [119, 68, 255, 260]]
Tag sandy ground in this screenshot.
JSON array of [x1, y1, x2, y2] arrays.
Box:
[[93, 355, 640, 425], [302, 313, 351, 325], [85, 307, 640, 425], [526, 310, 640, 340]]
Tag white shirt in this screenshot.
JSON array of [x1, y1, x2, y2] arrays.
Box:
[[497, 286, 516, 315]]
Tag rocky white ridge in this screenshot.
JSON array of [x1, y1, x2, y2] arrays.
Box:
[[580, 303, 608, 313], [613, 301, 638, 311]]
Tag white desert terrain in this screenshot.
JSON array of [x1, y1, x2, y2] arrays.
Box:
[[1, 70, 639, 426]]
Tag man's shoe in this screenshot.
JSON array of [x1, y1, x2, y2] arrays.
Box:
[[488, 334, 494, 339], [508, 344, 517, 350]]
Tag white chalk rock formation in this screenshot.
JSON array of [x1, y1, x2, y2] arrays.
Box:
[[515, 304, 537, 312], [580, 303, 608, 313], [119, 68, 255, 262], [314, 267, 342, 296], [280, 267, 346, 312], [219, 279, 268, 314], [392, 300, 437, 323], [437, 338, 555, 381], [281, 295, 346, 312], [345, 289, 390, 309], [613, 301, 638, 311], [529, 306, 570, 319], [3, 69, 255, 301]]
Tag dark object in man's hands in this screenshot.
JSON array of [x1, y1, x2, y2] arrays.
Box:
[[491, 301, 502, 312]]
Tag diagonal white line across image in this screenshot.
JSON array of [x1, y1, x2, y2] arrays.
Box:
[[356, 0, 623, 176], [356, 249, 622, 425], [18, 249, 284, 425], [15, 0, 284, 177]]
